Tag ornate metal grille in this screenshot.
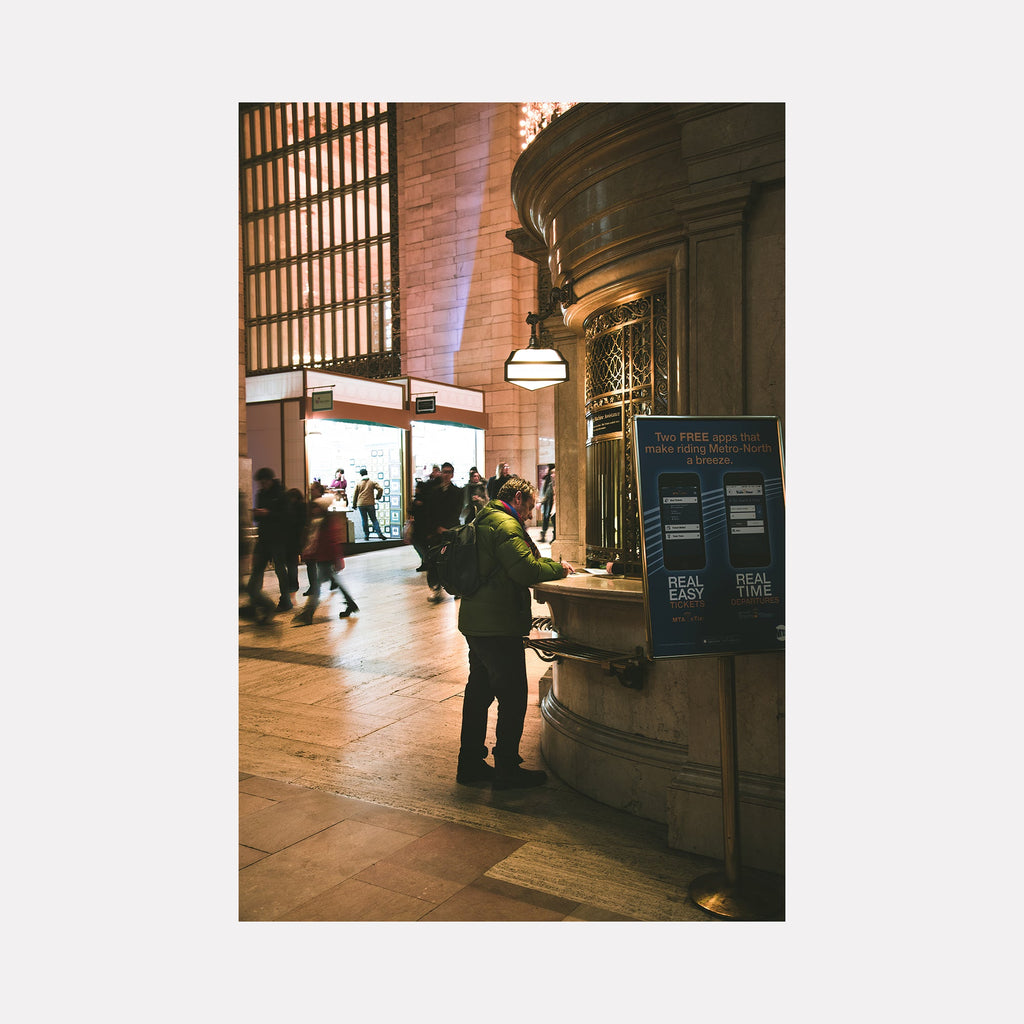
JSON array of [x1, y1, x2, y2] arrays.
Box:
[[240, 102, 400, 379], [584, 292, 668, 568]]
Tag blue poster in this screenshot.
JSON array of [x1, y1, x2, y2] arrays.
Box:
[[633, 416, 785, 659]]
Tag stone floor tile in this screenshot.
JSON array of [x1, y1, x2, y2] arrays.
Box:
[[352, 860, 467, 905], [238, 776, 313, 801], [333, 799, 445, 837], [238, 789, 362, 854], [239, 818, 420, 921], [563, 903, 639, 922], [240, 694, 394, 746], [276, 878, 435, 921], [472, 874, 580, 916], [240, 792, 277, 817], [421, 882, 568, 922], [368, 821, 525, 886], [239, 845, 267, 869]]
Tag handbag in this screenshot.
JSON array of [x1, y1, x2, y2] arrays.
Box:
[[301, 519, 322, 562]]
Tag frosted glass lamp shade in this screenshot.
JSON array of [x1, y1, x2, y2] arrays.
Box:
[[503, 345, 569, 390]]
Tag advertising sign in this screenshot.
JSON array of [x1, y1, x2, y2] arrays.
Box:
[[311, 389, 333, 412], [634, 416, 785, 659]]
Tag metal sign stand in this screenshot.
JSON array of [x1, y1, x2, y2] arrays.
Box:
[[688, 656, 785, 921]]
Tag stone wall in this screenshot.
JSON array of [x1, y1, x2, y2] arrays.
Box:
[[396, 102, 553, 484]]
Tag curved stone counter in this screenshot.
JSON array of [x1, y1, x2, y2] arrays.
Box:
[[533, 574, 784, 873]]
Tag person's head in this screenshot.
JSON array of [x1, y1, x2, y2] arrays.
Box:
[[496, 475, 537, 521], [431, 464, 441, 478], [285, 488, 303, 503], [310, 481, 325, 499], [501, 463, 511, 476], [359, 468, 368, 477], [493, 461, 503, 477], [470, 470, 481, 483], [440, 462, 455, 486], [255, 467, 275, 490]]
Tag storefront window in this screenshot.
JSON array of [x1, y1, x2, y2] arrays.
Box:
[[304, 420, 405, 539], [410, 421, 485, 487]]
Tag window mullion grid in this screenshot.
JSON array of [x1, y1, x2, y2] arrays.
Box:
[[325, 124, 337, 364], [302, 117, 313, 366], [361, 122, 371, 352], [340, 159, 350, 359], [373, 119, 384, 351]]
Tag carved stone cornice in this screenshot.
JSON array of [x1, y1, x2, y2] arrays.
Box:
[[669, 181, 756, 235]]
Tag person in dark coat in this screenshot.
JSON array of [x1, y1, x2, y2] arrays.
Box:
[[409, 466, 441, 571], [463, 469, 488, 521], [281, 488, 309, 608], [424, 461, 464, 603], [486, 462, 512, 500], [539, 465, 556, 542], [247, 467, 292, 621]]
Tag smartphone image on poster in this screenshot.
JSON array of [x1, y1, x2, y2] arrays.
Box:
[[658, 472, 706, 570], [724, 471, 771, 567]]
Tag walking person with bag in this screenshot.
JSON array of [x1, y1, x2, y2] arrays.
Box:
[[455, 475, 575, 789], [424, 461, 464, 603], [293, 498, 359, 624], [247, 467, 292, 622]]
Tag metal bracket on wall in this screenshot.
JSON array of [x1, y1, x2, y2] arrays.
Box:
[[524, 618, 646, 690]]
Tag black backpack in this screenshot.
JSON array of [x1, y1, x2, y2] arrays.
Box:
[[426, 512, 498, 598]]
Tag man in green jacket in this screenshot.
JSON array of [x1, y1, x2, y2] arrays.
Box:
[[456, 475, 576, 789]]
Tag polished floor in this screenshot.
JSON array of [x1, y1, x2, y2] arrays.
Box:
[[239, 532, 729, 923]]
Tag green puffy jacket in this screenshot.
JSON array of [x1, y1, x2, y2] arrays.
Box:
[[457, 500, 567, 637]]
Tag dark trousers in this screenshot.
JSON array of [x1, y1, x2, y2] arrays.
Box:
[[247, 540, 289, 611], [540, 500, 554, 538], [459, 635, 529, 766]]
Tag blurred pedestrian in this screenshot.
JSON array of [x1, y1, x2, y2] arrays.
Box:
[[424, 461, 464, 602], [247, 467, 291, 621], [539, 465, 556, 542], [293, 499, 359, 624], [352, 468, 387, 541], [463, 468, 487, 521], [281, 488, 309, 608], [486, 462, 512, 500], [409, 466, 441, 571]]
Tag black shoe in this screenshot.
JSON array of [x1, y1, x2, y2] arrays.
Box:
[[330, 582, 339, 591], [492, 766, 547, 790], [276, 599, 292, 612], [347, 602, 359, 613], [339, 608, 352, 618], [456, 760, 495, 785], [302, 590, 311, 597]]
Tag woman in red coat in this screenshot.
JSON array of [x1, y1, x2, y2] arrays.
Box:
[[293, 499, 359, 624]]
